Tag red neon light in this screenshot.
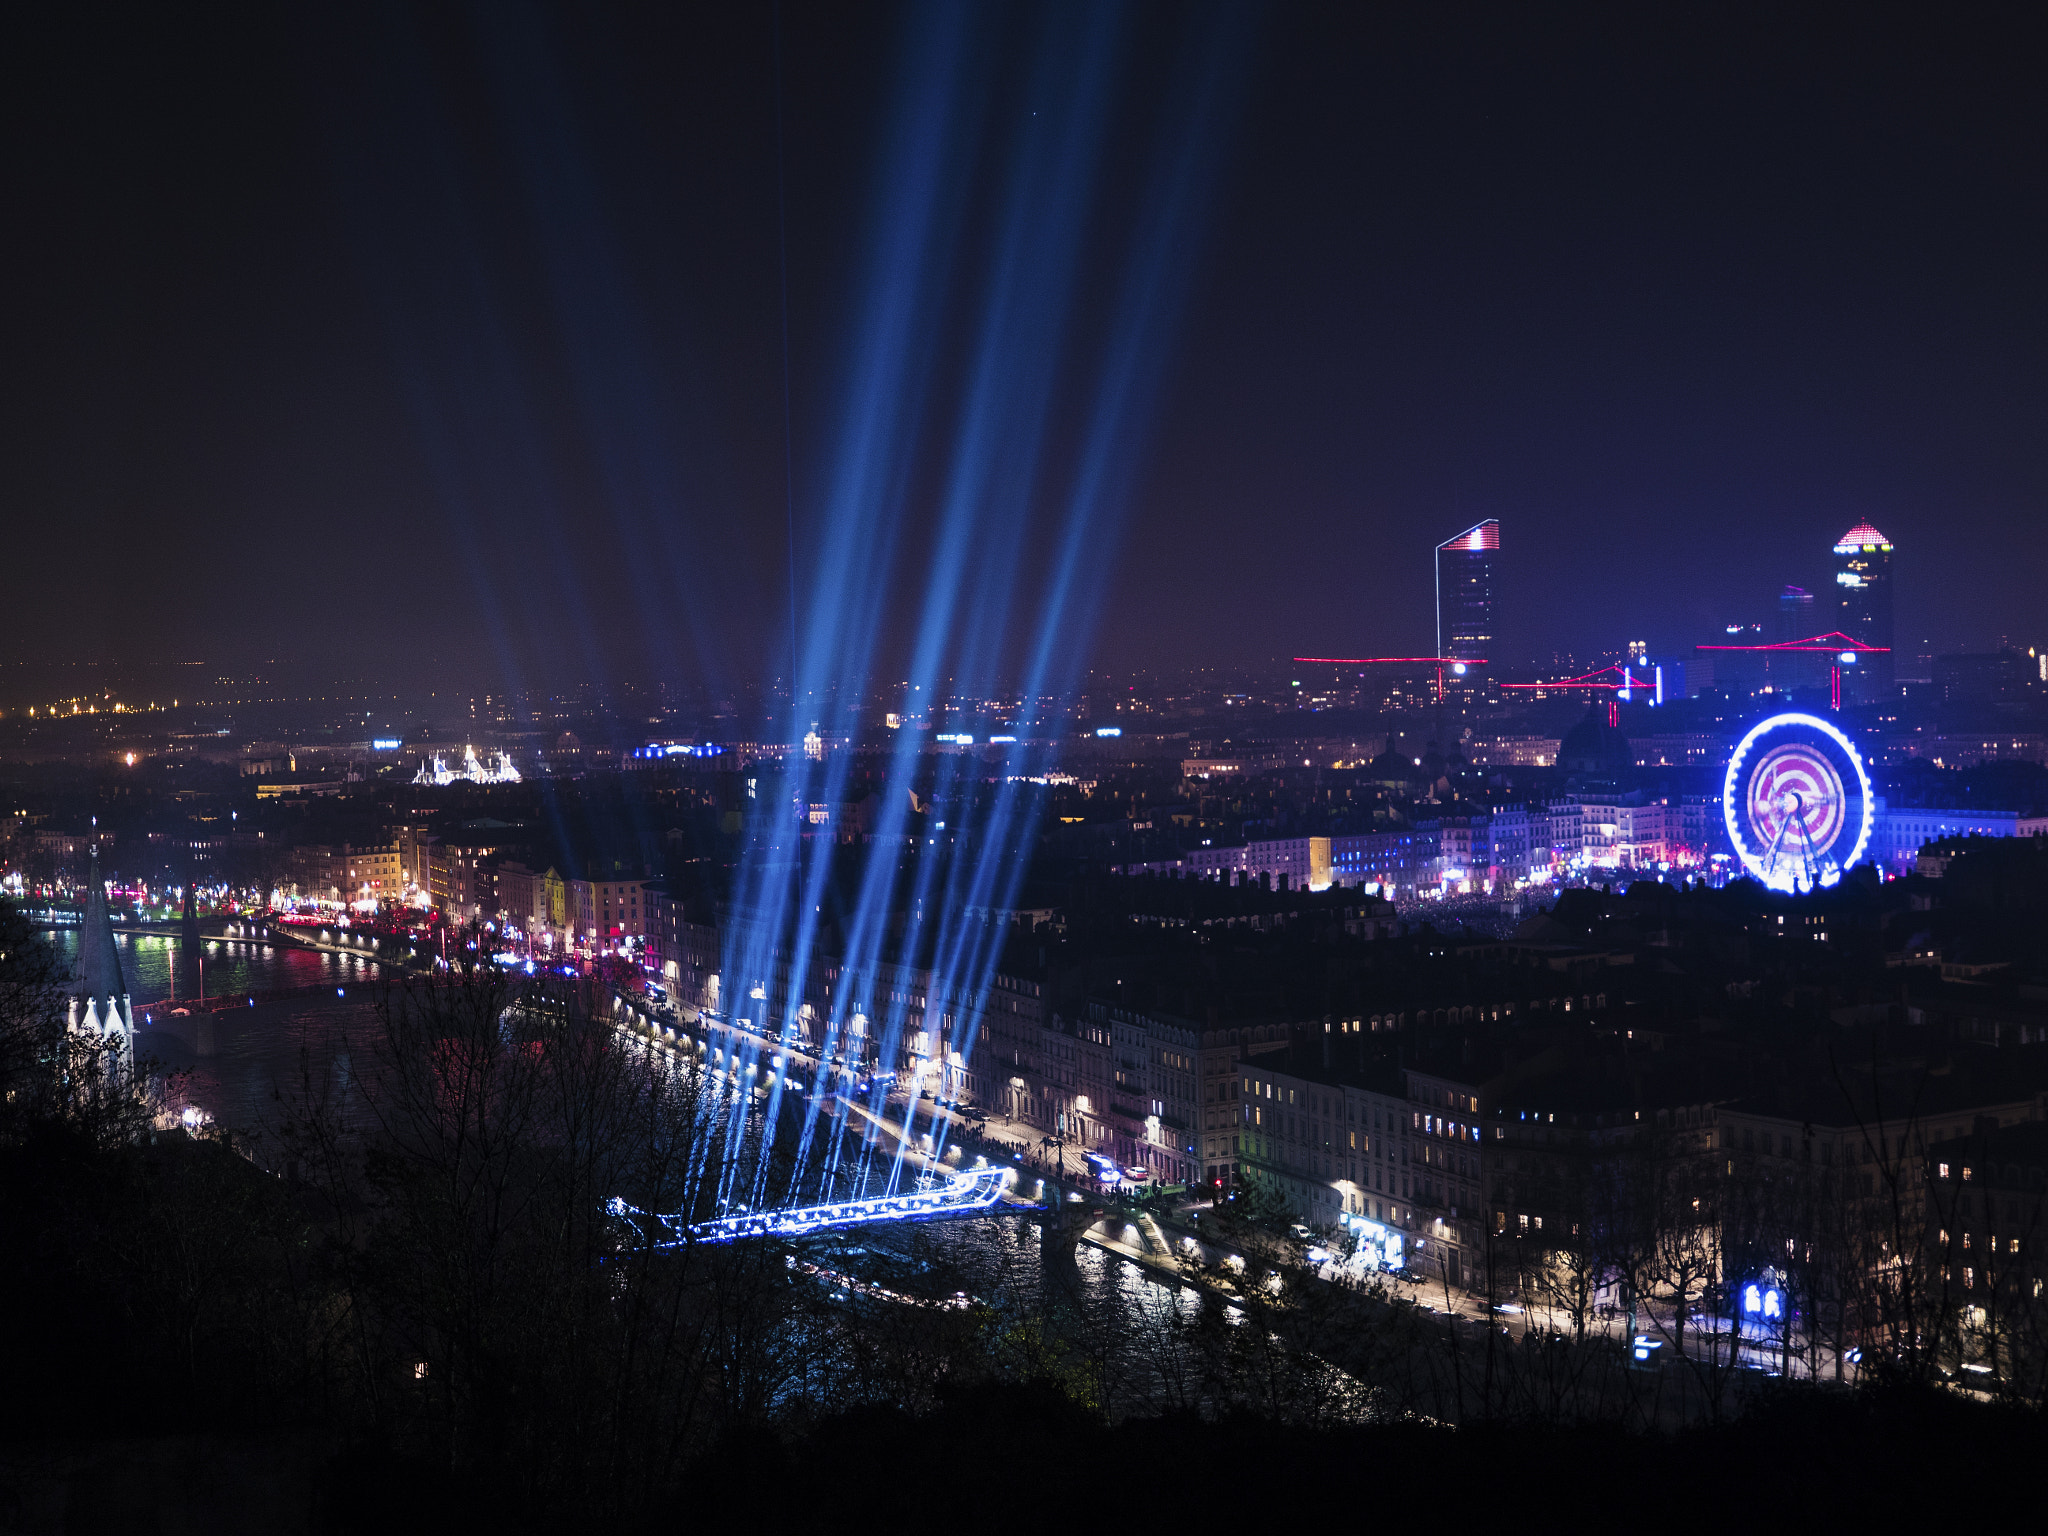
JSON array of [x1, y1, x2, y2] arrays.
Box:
[[1500, 662, 1635, 691], [1294, 657, 1489, 666], [1436, 519, 1500, 553], [1696, 631, 1889, 654]]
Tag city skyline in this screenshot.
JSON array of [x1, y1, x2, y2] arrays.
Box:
[[4, 8, 2048, 1509]]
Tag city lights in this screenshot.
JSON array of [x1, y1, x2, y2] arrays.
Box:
[[4, 0, 2044, 1495]]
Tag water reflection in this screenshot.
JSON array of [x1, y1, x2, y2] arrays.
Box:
[[46, 928, 389, 1142], [45, 928, 384, 1005], [40, 927, 1216, 1406]]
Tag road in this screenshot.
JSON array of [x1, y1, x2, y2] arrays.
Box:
[[619, 994, 1870, 1396]]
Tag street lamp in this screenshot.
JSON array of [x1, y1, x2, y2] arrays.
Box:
[[1040, 1123, 1074, 1187]]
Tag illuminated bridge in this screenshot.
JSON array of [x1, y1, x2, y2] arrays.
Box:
[[612, 1164, 1016, 1248]]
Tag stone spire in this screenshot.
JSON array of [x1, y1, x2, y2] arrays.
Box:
[[68, 846, 134, 1072]]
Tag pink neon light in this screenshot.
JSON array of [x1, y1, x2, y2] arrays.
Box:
[[1697, 631, 1889, 653], [1501, 662, 1633, 691], [1294, 657, 1489, 665]]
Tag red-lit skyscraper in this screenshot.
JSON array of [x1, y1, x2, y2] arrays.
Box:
[[1833, 521, 1894, 694], [1435, 519, 1499, 665]]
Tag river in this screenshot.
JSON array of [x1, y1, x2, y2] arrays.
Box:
[[46, 928, 389, 1142], [41, 928, 1224, 1418]]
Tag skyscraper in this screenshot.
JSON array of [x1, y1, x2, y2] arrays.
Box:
[[1435, 519, 1498, 665], [1833, 522, 1894, 693], [1775, 584, 1815, 643]]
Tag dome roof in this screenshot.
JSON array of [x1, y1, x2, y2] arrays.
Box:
[[1367, 734, 1416, 781], [1559, 704, 1631, 774]]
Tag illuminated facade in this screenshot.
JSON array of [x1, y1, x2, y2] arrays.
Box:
[[494, 861, 545, 934], [412, 744, 521, 786], [1237, 1055, 1484, 1287], [569, 877, 648, 946], [1119, 835, 1333, 889], [1435, 519, 1498, 667], [1570, 794, 1672, 871], [1093, 1002, 1200, 1186], [427, 842, 499, 920], [290, 842, 402, 905], [1833, 522, 1894, 693], [1869, 805, 2048, 875]]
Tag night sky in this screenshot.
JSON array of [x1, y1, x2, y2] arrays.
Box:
[[4, 3, 2042, 695]]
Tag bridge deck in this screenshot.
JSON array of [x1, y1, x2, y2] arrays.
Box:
[[615, 1165, 1016, 1247]]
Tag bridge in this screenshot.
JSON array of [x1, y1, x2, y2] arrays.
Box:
[[30, 906, 230, 940], [612, 1163, 1018, 1248]]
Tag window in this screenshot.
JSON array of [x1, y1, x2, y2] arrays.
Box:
[[1939, 1162, 1951, 1179]]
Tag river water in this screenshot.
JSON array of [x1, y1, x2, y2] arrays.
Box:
[[43, 929, 1218, 1416], [46, 928, 389, 1142]]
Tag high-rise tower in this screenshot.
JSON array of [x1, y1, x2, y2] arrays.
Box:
[[1775, 584, 1815, 643], [1435, 519, 1498, 666], [1833, 522, 1894, 693]]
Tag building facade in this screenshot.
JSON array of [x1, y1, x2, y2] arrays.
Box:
[[1436, 518, 1499, 667], [568, 877, 647, 948], [289, 842, 401, 906]]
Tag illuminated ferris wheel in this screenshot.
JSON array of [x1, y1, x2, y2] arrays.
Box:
[[1722, 713, 1873, 892]]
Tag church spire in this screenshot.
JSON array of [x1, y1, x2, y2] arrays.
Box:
[[73, 846, 127, 1003], [68, 845, 133, 1073]]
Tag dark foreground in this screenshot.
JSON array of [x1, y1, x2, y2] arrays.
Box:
[[0, 1380, 2040, 1533]]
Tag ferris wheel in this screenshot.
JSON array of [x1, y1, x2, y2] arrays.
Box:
[[1722, 713, 1873, 892]]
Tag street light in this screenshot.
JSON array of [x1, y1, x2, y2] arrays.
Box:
[[1039, 1124, 1075, 1188]]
